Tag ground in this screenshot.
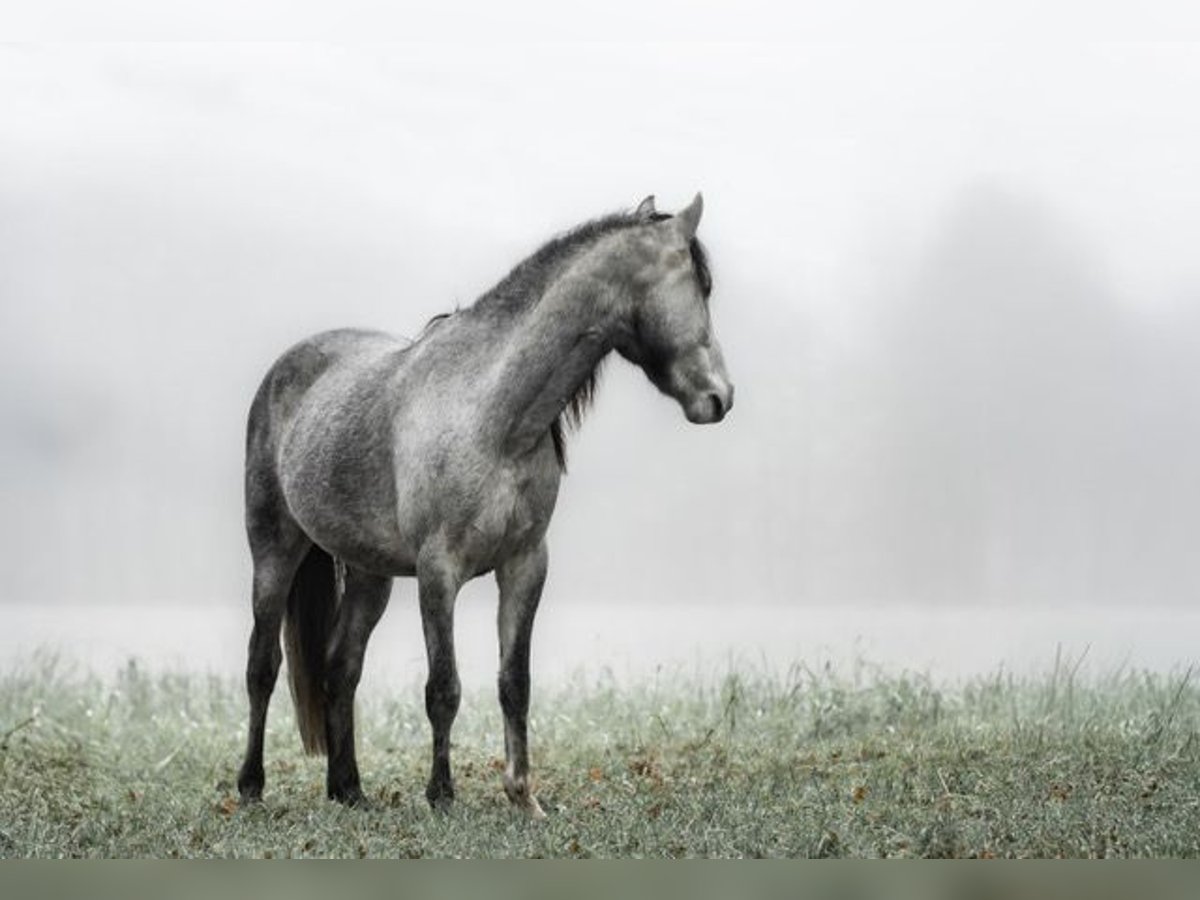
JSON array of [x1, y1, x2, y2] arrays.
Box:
[[0, 652, 1197, 858]]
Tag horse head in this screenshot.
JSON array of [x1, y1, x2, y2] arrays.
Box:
[[617, 193, 734, 424]]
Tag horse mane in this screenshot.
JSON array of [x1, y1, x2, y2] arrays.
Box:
[[467, 207, 712, 471]]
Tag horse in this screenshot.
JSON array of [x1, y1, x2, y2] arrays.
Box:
[[235, 193, 734, 817]]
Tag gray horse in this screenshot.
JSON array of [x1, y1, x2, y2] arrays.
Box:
[[236, 194, 734, 817]]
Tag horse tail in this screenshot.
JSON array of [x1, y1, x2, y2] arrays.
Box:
[[283, 545, 339, 755]]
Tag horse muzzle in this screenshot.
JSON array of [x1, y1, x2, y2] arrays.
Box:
[[682, 378, 734, 424]]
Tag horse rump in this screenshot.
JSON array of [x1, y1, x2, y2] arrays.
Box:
[[283, 544, 339, 755]]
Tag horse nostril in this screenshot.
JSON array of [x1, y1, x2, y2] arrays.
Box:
[[707, 392, 725, 421]]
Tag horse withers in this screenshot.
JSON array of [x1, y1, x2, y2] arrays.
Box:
[[236, 193, 734, 817]]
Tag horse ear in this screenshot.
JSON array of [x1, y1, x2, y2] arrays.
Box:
[[675, 192, 703, 238], [635, 195, 657, 219]]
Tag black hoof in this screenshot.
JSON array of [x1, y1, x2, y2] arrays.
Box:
[[425, 780, 455, 812], [237, 768, 264, 804], [328, 784, 370, 808]]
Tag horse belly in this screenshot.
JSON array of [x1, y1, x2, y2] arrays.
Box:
[[284, 475, 420, 577]]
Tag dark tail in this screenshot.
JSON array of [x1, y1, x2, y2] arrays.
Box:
[[283, 545, 339, 755]]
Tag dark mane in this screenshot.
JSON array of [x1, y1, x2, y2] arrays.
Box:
[[471, 207, 712, 471], [548, 364, 599, 472], [474, 212, 641, 315]]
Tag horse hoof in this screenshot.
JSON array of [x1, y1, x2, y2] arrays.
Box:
[[237, 765, 264, 801], [426, 780, 456, 812], [328, 786, 370, 808], [504, 774, 546, 819]]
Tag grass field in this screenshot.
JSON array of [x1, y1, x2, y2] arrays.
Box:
[[1, 652, 1197, 858]]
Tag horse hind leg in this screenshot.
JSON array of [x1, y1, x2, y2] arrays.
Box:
[[496, 541, 549, 819], [236, 514, 310, 803], [323, 566, 391, 806]]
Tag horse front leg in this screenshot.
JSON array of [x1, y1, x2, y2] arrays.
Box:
[[496, 541, 548, 818], [417, 553, 463, 810]]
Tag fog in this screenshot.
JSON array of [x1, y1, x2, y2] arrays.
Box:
[[2, 44, 1198, 677]]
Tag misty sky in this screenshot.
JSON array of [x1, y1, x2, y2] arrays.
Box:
[[3, 43, 1200, 613]]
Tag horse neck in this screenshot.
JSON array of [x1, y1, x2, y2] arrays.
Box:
[[486, 239, 633, 459]]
